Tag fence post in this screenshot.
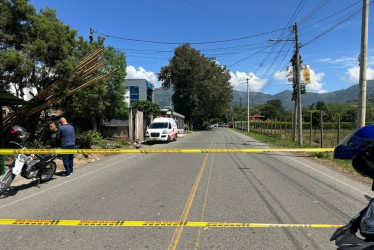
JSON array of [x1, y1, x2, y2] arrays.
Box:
[[292, 114, 295, 141], [337, 116, 341, 145], [285, 117, 287, 139], [271, 120, 273, 135], [310, 111, 312, 146], [320, 111, 323, 148]]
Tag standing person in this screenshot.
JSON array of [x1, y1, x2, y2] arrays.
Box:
[[57, 117, 75, 177], [48, 122, 59, 148]]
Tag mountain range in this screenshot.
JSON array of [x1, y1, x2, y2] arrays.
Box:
[[154, 80, 374, 111]]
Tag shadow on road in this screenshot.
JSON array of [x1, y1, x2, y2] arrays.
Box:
[[0, 177, 57, 198]]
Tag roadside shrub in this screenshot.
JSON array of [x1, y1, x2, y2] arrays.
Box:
[[76, 130, 103, 148], [113, 139, 129, 148], [98, 140, 110, 149]]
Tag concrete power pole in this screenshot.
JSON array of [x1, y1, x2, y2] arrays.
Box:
[[246, 76, 251, 132], [357, 0, 369, 129], [294, 23, 303, 146], [240, 98, 243, 131]]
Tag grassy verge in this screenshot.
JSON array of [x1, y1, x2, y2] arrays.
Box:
[[232, 128, 354, 173]]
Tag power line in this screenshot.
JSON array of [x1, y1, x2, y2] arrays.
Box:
[[94, 28, 287, 45], [302, 1, 374, 48], [247, 0, 306, 91], [228, 45, 274, 67], [298, 0, 333, 25], [299, 0, 361, 28]]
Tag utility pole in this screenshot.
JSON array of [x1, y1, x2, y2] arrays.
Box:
[[169, 80, 172, 109], [240, 98, 243, 131], [268, 32, 303, 145], [357, 0, 369, 129], [89, 27, 94, 43], [294, 23, 303, 146], [246, 76, 252, 133]]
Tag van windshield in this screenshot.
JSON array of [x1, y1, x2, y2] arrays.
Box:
[[149, 122, 168, 129]]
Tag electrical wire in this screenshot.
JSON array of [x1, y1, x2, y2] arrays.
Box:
[[298, 0, 333, 25], [95, 28, 287, 45], [302, 0, 373, 48], [299, 0, 361, 28], [227, 44, 275, 67]]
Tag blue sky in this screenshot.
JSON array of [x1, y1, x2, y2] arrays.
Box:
[[30, 0, 374, 95]]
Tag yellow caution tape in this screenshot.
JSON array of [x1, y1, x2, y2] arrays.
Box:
[[0, 219, 343, 228], [0, 148, 334, 154]]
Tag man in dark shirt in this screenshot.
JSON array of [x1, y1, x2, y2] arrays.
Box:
[[57, 117, 75, 177], [49, 122, 59, 148]]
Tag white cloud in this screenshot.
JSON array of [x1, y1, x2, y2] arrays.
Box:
[[126, 66, 161, 87], [306, 70, 326, 93], [343, 66, 374, 83], [318, 58, 332, 62], [229, 71, 266, 92], [368, 56, 374, 67], [273, 70, 286, 81], [318, 56, 358, 68]]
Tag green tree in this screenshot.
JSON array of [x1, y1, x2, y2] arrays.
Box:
[[254, 99, 286, 120], [158, 44, 232, 127], [341, 106, 357, 123], [232, 104, 246, 121], [62, 37, 127, 131], [132, 100, 160, 116], [0, 1, 77, 97], [0, 1, 78, 136], [0, 1, 127, 134]]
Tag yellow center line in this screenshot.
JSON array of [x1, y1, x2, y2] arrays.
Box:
[[195, 144, 216, 250], [168, 133, 217, 250]]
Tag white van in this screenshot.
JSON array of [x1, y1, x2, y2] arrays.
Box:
[[145, 117, 178, 143]]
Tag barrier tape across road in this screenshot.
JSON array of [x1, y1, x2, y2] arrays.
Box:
[[0, 219, 343, 228], [0, 147, 338, 229], [0, 148, 334, 154]]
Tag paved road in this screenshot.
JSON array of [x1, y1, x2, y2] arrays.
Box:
[[0, 128, 371, 249]]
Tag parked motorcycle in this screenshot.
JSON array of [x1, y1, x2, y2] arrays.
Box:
[[330, 194, 374, 249], [0, 127, 57, 195]]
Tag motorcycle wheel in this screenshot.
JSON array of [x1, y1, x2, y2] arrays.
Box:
[[39, 161, 56, 183], [0, 169, 15, 195]]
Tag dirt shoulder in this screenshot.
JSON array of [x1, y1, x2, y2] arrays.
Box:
[[304, 153, 372, 186], [54, 153, 107, 173]]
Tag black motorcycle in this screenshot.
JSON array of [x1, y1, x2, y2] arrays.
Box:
[[330, 176, 374, 250]]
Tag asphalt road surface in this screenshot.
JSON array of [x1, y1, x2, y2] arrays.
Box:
[[0, 128, 371, 249]]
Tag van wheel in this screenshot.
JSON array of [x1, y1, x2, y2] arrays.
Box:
[[167, 136, 170, 143], [174, 135, 177, 141]]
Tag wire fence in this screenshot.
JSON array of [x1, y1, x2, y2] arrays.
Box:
[[234, 118, 356, 148]]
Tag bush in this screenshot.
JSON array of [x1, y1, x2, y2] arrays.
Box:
[[113, 139, 129, 148], [75, 130, 103, 148]]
